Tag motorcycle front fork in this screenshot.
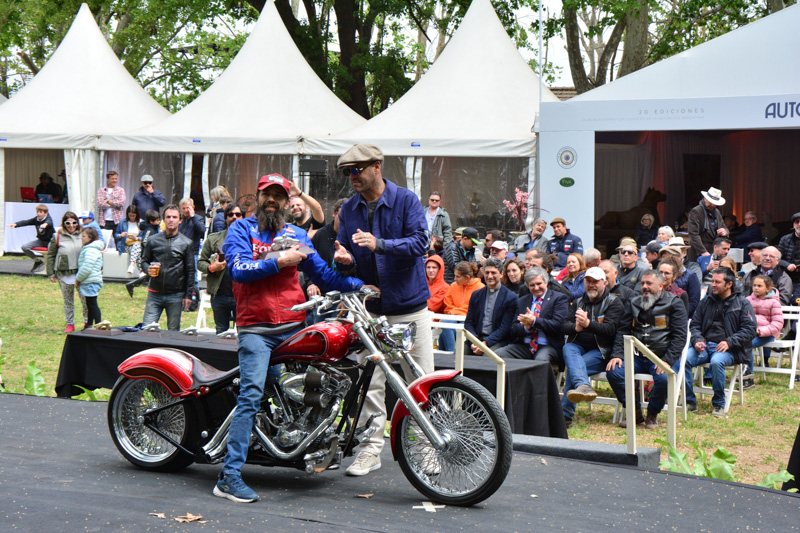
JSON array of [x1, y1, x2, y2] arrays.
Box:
[[353, 323, 449, 451]]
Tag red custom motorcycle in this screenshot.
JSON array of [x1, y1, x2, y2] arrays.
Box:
[[107, 288, 512, 506]]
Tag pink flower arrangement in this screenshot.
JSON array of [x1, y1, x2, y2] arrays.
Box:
[[503, 188, 529, 232]]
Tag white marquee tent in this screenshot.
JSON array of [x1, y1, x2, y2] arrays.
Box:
[[97, 0, 365, 208], [303, 0, 559, 234], [0, 3, 170, 252], [539, 4, 800, 249]]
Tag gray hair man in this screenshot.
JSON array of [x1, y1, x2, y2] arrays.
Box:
[[513, 217, 548, 253]]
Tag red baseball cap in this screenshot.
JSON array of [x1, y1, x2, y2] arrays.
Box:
[[257, 174, 291, 196]]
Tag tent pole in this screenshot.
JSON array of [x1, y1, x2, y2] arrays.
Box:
[[183, 154, 192, 200], [0, 148, 5, 255], [202, 154, 210, 208]]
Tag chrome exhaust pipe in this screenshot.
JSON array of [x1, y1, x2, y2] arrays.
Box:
[[253, 398, 341, 461]]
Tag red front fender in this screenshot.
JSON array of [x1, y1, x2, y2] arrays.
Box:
[[117, 348, 197, 397], [389, 370, 461, 458]]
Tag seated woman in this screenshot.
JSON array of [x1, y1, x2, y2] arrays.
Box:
[[438, 262, 483, 352], [658, 257, 690, 313], [634, 214, 657, 247], [114, 205, 141, 273], [657, 226, 675, 248], [502, 257, 526, 295], [561, 253, 587, 301]]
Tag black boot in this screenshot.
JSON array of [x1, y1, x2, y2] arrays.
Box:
[[126, 274, 147, 298]]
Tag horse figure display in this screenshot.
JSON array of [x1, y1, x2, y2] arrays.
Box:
[[596, 187, 666, 230]]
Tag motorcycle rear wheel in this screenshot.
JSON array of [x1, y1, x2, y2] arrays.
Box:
[[395, 375, 512, 506], [108, 377, 196, 471]]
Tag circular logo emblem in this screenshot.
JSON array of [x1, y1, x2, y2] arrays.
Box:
[[559, 177, 575, 188], [557, 146, 577, 169]]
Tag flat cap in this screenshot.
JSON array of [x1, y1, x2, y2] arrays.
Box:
[[645, 241, 662, 254], [747, 241, 768, 250], [550, 217, 566, 227], [792, 212, 800, 223], [337, 143, 384, 168]]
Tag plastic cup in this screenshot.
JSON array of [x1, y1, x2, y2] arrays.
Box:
[[150, 262, 161, 277]]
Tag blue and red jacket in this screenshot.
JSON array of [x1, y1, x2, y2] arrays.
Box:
[[223, 217, 363, 327]]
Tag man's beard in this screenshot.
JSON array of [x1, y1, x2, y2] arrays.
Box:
[[640, 291, 660, 310], [257, 206, 284, 233]]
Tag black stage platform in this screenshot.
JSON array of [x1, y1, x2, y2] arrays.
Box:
[[2, 394, 798, 532]]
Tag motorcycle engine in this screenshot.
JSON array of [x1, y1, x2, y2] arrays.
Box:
[[263, 364, 350, 449]]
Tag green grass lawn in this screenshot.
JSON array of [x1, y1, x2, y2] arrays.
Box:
[[0, 271, 798, 485]]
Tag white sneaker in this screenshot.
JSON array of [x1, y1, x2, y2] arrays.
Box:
[[345, 451, 381, 476], [127, 263, 135, 274]]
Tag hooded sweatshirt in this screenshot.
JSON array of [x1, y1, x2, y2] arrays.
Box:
[[443, 277, 484, 316], [426, 255, 449, 313], [746, 289, 784, 338]]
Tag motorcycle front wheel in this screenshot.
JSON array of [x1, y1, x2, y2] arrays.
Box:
[[395, 375, 512, 506], [108, 377, 196, 471]]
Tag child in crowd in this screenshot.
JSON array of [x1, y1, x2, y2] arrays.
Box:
[[746, 274, 784, 384], [126, 209, 161, 297], [76, 227, 105, 329]]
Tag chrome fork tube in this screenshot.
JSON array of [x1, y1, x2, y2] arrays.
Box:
[[353, 322, 447, 450]]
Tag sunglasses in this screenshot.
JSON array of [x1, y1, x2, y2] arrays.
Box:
[[430, 199, 440, 203], [341, 162, 373, 178], [64, 221, 78, 226], [227, 212, 243, 218], [619, 249, 637, 255]]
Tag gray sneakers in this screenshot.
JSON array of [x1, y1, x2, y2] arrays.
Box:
[[346, 451, 381, 476], [712, 406, 726, 418], [566, 383, 597, 403]]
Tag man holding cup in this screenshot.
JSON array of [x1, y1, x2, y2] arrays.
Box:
[[141, 205, 196, 330]]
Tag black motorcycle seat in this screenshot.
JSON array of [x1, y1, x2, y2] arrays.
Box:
[[191, 359, 239, 388]]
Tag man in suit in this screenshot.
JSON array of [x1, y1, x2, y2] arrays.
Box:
[[495, 266, 569, 369], [464, 257, 518, 355]]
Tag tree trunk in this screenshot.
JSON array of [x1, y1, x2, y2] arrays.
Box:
[[111, 13, 132, 57], [334, 0, 369, 118], [767, 0, 785, 13], [563, 6, 592, 94], [594, 19, 626, 87], [618, 1, 648, 78], [414, 22, 429, 82]]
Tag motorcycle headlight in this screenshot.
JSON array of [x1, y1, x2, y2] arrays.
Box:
[[388, 322, 416, 351]]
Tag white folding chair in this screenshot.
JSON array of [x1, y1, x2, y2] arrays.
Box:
[[692, 362, 744, 414], [753, 306, 800, 389]]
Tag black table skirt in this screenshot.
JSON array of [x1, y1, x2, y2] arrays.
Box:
[[55, 330, 566, 438]]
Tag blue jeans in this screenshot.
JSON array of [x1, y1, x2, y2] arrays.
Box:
[[607, 357, 682, 413], [561, 343, 606, 420], [210, 295, 236, 334], [749, 336, 774, 374], [222, 327, 302, 477], [438, 320, 459, 352], [142, 291, 184, 331], [685, 342, 735, 409]]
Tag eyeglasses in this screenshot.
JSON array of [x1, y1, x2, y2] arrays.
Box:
[[64, 221, 78, 226], [341, 162, 373, 178], [430, 198, 440, 203], [227, 212, 243, 218], [620, 249, 637, 255]]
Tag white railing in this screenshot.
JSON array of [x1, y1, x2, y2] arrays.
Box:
[[430, 312, 506, 409]]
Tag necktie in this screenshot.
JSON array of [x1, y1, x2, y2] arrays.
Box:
[[529, 297, 542, 354]]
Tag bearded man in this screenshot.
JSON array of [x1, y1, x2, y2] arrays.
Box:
[[214, 174, 365, 504], [606, 270, 688, 429]]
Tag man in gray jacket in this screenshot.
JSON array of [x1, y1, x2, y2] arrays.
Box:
[[424, 191, 452, 244]]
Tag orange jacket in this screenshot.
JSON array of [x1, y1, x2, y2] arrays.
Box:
[[443, 277, 484, 316], [426, 255, 449, 313]]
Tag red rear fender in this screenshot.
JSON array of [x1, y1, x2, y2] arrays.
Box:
[[117, 348, 197, 397], [389, 370, 461, 457]]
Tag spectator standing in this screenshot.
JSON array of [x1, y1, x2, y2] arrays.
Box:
[[132, 174, 167, 215], [113, 205, 142, 274], [463, 257, 518, 355], [76, 227, 104, 329], [561, 267, 625, 427], [496, 266, 569, 369], [425, 191, 453, 244], [310, 199, 345, 267], [732, 211, 763, 249], [547, 217, 583, 270], [425, 255, 449, 314], [210, 195, 233, 234], [513, 217, 548, 254], [214, 174, 364, 503], [777, 212, 800, 304], [443, 227, 480, 284], [332, 143, 434, 478], [179, 198, 206, 284], [745, 274, 783, 387], [96, 171, 126, 230], [125, 210, 161, 297], [687, 187, 728, 261], [198, 203, 243, 334], [606, 270, 688, 429], [141, 205, 196, 330], [684, 268, 756, 416], [45, 212, 87, 332], [7, 204, 54, 272], [288, 181, 325, 238]]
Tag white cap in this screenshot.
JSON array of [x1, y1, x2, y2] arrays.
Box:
[[584, 266, 606, 281]]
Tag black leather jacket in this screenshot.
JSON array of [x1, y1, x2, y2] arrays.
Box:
[[690, 290, 757, 365], [613, 291, 688, 366], [141, 231, 196, 298], [563, 289, 625, 359]]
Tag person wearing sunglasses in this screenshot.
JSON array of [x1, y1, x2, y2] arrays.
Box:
[[332, 143, 434, 478], [45, 212, 88, 333], [616, 237, 645, 291], [198, 202, 243, 334]]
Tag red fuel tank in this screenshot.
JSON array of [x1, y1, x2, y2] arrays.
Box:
[[271, 320, 356, 364]]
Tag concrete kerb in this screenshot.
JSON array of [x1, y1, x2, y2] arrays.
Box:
[[512, 434, 661, 470]]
